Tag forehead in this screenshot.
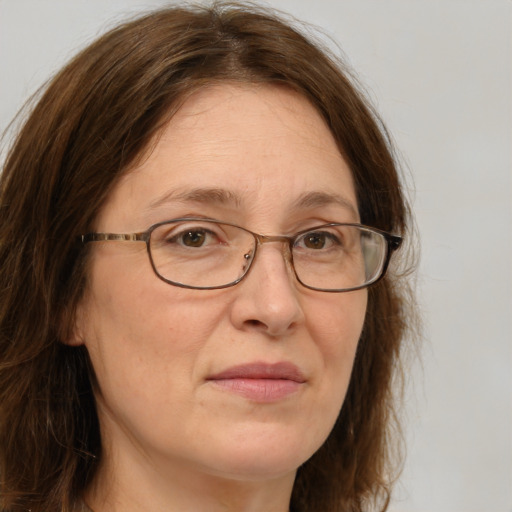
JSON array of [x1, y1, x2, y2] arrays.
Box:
[[97, 83, 358, 230], [164, 83, 331, 145]]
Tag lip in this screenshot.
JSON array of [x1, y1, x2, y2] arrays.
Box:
[[206, 362, 306, 403]]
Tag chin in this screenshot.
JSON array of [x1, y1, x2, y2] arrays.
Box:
[[200, 425, 324, 481]]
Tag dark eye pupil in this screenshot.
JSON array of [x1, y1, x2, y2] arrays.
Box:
[[304, 234, 325, 249], [183, 230, 205, 247]]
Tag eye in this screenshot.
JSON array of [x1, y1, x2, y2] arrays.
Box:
[[168, 227, 222, 248], [153, 221, 226, 250], [296, 231, 339, 250], [180, 229, 209, 247]]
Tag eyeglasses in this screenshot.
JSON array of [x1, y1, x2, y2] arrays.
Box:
[[81, 218, 402, 292]]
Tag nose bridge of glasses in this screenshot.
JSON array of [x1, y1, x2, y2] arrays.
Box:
[[251, 233, 294, 266], [254, 233, 293, 252], [255, 233, 291, 244]]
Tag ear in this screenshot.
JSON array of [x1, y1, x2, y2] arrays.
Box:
[[60, 299, 87, 346]]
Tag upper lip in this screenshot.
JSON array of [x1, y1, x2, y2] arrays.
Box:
[[207, 362, 306, 383]]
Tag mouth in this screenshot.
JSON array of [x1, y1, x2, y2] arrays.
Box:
[[206, 362, 306, 403]]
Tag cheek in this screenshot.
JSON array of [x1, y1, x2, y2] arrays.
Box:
[[307, 290, 367, 360], [79, 252, 227, 399], [302, 291, 367, 410]]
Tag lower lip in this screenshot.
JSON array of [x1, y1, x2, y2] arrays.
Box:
[[208, 378, 303, 402]]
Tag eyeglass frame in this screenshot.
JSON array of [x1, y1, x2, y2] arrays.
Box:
[[80, 217, 402, 292]]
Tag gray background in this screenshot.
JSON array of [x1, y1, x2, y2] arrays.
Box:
[[1, 1, 510, 511]]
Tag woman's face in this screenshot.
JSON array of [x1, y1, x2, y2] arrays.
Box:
[[75, 84, 367, 486]]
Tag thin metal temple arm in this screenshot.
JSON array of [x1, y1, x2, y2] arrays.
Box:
[[81, 233, 148, 243]]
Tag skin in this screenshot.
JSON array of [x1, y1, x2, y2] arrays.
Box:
[[73, 84, 367, 512]]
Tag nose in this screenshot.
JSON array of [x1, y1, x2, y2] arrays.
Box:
[[229, 242, 305, 337]]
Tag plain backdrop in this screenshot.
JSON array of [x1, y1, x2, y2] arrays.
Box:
[[1, 1, 511, 511]]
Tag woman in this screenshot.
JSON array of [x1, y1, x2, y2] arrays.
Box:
[[0, 3, 414, 511]]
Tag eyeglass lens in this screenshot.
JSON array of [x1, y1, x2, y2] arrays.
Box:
[[148, 220, 389, 291]]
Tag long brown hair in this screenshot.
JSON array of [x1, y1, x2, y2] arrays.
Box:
[[0, 3, 415, 511]]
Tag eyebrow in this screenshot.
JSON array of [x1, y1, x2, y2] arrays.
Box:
[[148, 187, 243, 210], [147, 187, 358, 218], [290, 191, 359, 218]]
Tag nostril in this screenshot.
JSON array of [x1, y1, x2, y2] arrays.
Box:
[[245, 319, 266, 329]]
